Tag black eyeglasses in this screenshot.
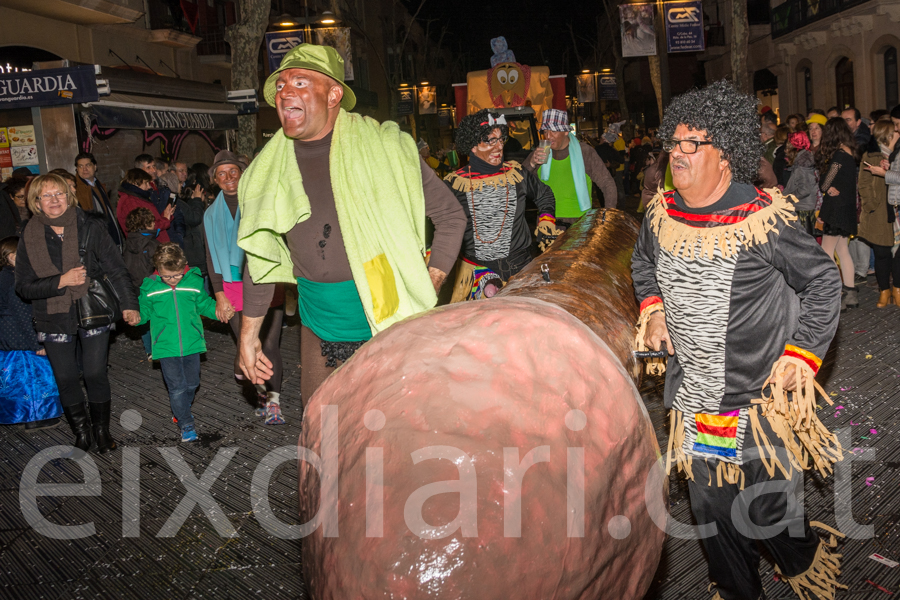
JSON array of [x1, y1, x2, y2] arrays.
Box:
[[662, 139, 714, 154], [160, 273, 184, 281], [482, 135, 509, 147]]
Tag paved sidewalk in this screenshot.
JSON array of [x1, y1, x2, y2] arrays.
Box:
[[0, 283, 898, 599]]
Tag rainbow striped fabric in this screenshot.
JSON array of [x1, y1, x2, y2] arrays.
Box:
[[692, 410, 740, 459]]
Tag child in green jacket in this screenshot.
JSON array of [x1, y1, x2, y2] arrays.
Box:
[[138, 243, 232, 442]]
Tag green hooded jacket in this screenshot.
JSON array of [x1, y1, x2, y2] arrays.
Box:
[[137, 267, 217, 359]]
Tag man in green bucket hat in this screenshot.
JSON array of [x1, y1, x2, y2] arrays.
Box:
[[235, 43, 465, 401]]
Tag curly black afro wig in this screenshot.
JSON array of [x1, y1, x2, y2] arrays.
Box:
[[456, 109, 509, 155], [658, 80, 763, 184]]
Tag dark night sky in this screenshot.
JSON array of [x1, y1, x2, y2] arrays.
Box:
[[403, 0, 610, 75]]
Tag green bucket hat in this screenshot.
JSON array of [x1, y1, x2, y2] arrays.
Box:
[[263, 44, 356, 111]]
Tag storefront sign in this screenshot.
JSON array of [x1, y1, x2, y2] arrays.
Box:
[[0, 66, 98, 110], [264, 30, 305, 74], [92, 105, 239, 131], [665, 0, 705, 53]]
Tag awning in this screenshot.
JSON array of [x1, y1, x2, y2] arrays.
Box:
[[86, 92, 239, 131]]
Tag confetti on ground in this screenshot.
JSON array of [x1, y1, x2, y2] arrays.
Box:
[[871, 429, 878, 435], [866, 477, 876, 486], [866, 354, 874, 359], [852, 420, 860, 425], [865, 579, 893, 593], [870, 554, 900, 568]]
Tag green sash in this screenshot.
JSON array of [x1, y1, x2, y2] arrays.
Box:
[[296, 278, 372, 342]]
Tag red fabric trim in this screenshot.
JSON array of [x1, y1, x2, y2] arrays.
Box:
[[640, 296, 663, 312], [453, 165, 516, 180], [696, 422, 738, 438], [783, 349, 820, 374]]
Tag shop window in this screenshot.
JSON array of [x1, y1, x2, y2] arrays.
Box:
[[886, 47, 898, 109], [835, 57, 854, 110]]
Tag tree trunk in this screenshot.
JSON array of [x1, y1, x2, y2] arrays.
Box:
[[648, 55, 663, 124], [601, 6, 629, 121], [225, 0, 272, 156], [730, 0, 750, 94]]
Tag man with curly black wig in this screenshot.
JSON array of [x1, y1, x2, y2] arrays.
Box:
[[444, 109, 558, 301], [631, 80, 843, 600]]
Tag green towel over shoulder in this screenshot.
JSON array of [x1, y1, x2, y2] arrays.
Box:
[[237, 109, 437, 335]]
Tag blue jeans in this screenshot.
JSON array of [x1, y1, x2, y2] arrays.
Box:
[[159, 354, 200, 431]]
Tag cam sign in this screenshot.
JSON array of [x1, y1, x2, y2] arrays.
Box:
[[265, 30, 305, 74], [665, 0, 705, 53]]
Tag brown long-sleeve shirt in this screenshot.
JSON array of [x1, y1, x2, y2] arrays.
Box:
[[242, 132, 465, 318], [523, 140, 618, 209]]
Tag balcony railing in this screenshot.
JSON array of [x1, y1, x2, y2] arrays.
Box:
[[771, 0, 871, 38], [197, 24, 229, 57]]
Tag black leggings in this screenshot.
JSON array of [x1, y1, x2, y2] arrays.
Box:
[[228, 307, 284, 393], [862, 239, 900, 290], [43, 331, 111, 408]]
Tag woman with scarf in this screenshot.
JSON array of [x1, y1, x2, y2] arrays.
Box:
[[116, 168, 175, 243], [14, 174, 140, 452], [204, 151, 285, 425], [445, 109, 558, 301]]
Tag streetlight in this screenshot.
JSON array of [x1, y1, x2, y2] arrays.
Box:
[[319, 11, 337, 25]]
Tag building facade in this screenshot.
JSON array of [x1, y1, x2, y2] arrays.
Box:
[[700, 0, 900, 120]]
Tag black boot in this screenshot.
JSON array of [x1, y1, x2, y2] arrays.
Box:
[[840, 285, 859, 311], [89, 402, 117, 454], [61, 403, 92, 452]]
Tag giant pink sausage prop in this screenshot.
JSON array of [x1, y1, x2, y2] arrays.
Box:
[[299, 210, 667, 599]]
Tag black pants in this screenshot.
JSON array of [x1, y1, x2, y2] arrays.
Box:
[[228, 307, 284, 393], [687, 415, 820, 600], [481, 246, 535, 281], [43, 331, 111, 408], [861, 238, 900, 290]]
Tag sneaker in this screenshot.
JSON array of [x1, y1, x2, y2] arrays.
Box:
[[854, 274, 868, 285], [254, 390, 267, 417], [181, 427, 198, 443], [264, 402, 285, 425]]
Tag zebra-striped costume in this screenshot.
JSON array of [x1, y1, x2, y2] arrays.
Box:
[[632, 183, 842, 467]]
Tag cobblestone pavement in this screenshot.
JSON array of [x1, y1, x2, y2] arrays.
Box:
[[0, 282, 898, 599]]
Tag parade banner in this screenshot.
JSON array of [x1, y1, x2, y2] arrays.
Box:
[[264, 30, 304, 75], [315, 28, 354, 81], [665, 0, 705, 53], [619, 4, 657, 57], [598, 75, 618, 100], [418, 86, 437, 114], [397, 89, 414, 116], [0, 66, 99, 110], [576, 74, 595, 103], [438, 107, 453, 127]]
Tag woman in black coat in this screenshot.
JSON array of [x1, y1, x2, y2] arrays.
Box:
[[815, 117, 860, 311], [15, 174, 140, 452], [177, 166, 211, 290]]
